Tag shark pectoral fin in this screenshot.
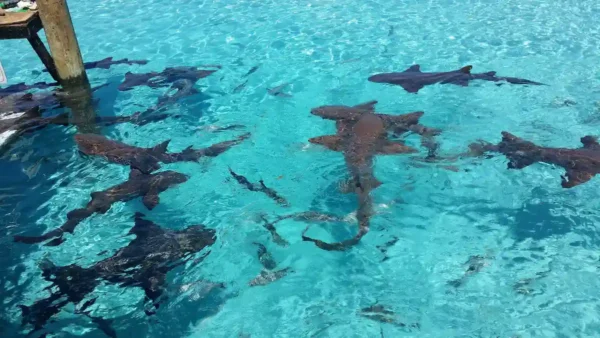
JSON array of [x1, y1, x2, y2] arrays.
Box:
[[377, 141, 418, 155], [400, 83, 424, 94], [506, 155, 536, 169], [404, 64, 421, 72], [580, 135, 600, 149], [309, 135, 343, 151], [353, 100, 378, 111], [561, 169, 594, 188], [142, 190, 160, 210], [151, 140, 171, 154], [450, 78, 469, 87], [459, 65, 473, 74]]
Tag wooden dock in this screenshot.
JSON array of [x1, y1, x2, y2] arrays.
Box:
[[0, 11, 59, 81]]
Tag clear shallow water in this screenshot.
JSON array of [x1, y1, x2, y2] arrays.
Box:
[[2, 0, 600, 337]]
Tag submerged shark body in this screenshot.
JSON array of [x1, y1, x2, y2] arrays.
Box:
[[14, 168, 188, 245], [84, 57, 148, 70], [118, 67, 217, 91], [76, 132, 249, 174], [305, 101, 422, 250], [18, 213, 215, 335], [0, 82, 58, 100], [368, 65, 545, 93]]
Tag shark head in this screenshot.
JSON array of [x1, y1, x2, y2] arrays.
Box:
[[367, 74, 390, 83], [154, 170, 189, 188], [74, 134, 110, 155]]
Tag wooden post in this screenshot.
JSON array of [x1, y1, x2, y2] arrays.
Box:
[[36, 0, 97, 133]]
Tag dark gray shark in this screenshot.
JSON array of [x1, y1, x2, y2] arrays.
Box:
[[118, 67, 217, 91], [18, 212, 216, 336], [304, 101, 424, 250], [368, 65, 545, 93], [75, 132, 249, 174], [13, 168, 188, 246], [0, 81, 58, 99], [40, 57, 148, 73]]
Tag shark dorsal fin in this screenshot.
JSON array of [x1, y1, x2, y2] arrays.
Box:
[[129, 168, 144, 179], [152, 140, 170, 154], [581, 135, 599, 149], [459, 65, 473, 74], [404, 65, 421, 72], [129, 212, 163, 237], [353, 100, 378, 111]]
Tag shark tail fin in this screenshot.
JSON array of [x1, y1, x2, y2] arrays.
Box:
[[459, 65, 473, 74]]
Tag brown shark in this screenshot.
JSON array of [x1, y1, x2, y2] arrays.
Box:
[[13, 168, 188, 246], [75, 132, 249, 174], [464, 132, 600, 188], [304, 101, 424, 250]]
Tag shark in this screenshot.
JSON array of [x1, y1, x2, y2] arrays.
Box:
[[13, 168, 188, 246], [304, 101, 425, 250], [228, 168, 289, 206], [75, 132, 250, 174], [18, 212, 216, 336], [248, 242, 291, 287], [487, 132, 600, 188], [368, 65, 545, 93], [41, 57, 148, 73], [0, 81, 58, 99], [0, 106, 172, 154], [118, 66, 217, 91]]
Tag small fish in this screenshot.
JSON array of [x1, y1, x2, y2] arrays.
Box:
[[376, 236, 399, 262], [249, 267, 291, 287], [267, 83, 292, 98], [233, 80, 248, 93], [448, 255, 487, 288], [228, 168, 289, 206], [359, 304, 419, 329], [244, 66, 259, 77], [22, 157, 44, 179], [388, 25, 394, 37]]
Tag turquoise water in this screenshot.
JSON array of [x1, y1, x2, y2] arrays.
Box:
[[2, 0, 600, 337]]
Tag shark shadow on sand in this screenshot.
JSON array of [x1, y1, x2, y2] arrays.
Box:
[[76, 132, 250, 174], [14, 168, 188, 246], [304, 101, 437, 251], [368, 64, 545, 93], [17, 212, 216, 336]]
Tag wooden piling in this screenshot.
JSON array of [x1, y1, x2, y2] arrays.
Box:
[[36, 0, 97, 133]]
